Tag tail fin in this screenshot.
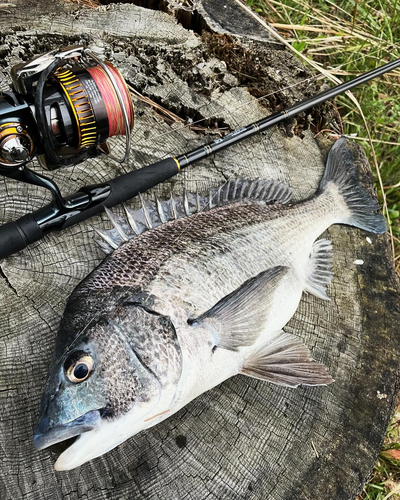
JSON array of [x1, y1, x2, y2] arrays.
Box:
[[318, 137, 386, 234]]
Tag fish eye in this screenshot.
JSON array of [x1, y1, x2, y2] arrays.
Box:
[[65, 354, 94, 383]]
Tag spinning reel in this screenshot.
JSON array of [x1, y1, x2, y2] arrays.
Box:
[[0, 45, 133, 201]]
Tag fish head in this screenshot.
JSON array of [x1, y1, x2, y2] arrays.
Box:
[[34, 298, 181, 471]]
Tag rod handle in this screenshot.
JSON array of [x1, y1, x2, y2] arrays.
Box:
[[0, 157, 180, 260], [0, 215, 43, 260], [60, 157, 181, 229], [107, 157, 180, 205]]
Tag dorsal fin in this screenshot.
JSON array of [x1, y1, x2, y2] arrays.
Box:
[[155, 194, 167, 223], [104, 207, 130, 242], [94, 179, 293, 254], [138, 193, 153, 229], [123, 203, 141, 235]]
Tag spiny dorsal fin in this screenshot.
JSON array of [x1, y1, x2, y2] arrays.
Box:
[[304, 239, 334, 301], [93, 178, 293, 253], [138, 193, 153, 229], [93, 227, 119, 250], [183, 189, 190, 216], [196, 191, 201, 212], [208, 188, 214, 209], [104, 207, 129, 242], [123, 203, 141, 236], [155, 194, 167, 223], [188, 266, 288, 351], [241, 330, 334, 387], [94, 238, 114, 254], [216, 185, 223, 207], [170, 192, 178, 220]]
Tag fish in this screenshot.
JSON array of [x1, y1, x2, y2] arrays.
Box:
[[33, 137, 386, 471]]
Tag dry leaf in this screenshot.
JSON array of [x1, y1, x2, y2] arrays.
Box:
[[381, 449, 400, 460]]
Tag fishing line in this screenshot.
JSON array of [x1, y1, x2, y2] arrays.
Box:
[[129, 75, 322, 151], [56, 180, 233, 356], [127, 45, 396, 157], [55, 310, 103, 367], [118, 48, 399, 254], [87, 63, 134, 138], [1, 45, 399, 260]]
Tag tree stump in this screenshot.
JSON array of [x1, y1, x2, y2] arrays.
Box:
[[0, 1, 399, 499]]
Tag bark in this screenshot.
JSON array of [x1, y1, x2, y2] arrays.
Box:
[[0, 1, 399, 499]]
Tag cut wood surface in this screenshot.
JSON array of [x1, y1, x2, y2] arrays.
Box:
[[0, 1, 399, 499]]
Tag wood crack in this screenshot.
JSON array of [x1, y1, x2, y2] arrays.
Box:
[[0, 265, 18, 296], [0, 265, 53, 333], [209, 157, 229, 181]]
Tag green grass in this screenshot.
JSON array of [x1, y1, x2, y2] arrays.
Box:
[[246, 1, 400, 498], [247, 0, 400, 272]]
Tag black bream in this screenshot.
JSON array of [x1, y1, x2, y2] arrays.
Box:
[[33, 138, 386, 470]]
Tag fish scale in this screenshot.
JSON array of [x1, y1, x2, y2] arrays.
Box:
[[33, 138, 387, 471], [139, 199, 335, 319]]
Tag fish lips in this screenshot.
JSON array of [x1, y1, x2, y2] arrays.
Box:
[[33, 410, 101, 451]]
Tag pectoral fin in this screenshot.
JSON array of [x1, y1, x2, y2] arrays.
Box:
[[241, 330, 334, 387], [188, 266, 289, 351]]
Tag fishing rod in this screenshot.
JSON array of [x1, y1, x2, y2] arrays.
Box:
[[0, 45, 399, 260]]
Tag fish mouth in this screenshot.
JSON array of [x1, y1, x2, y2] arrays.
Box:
[[33, 410, 101, 451]]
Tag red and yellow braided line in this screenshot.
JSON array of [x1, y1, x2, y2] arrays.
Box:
[[87, 63, 134, 138]]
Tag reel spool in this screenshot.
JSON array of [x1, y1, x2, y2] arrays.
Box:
[[54, 63, 133, 153], [0, 46, 133, 175]]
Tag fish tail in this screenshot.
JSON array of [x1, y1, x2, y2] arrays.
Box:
[[318, 137, 387, 234]]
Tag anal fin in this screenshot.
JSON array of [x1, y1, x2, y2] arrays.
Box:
[[241, 331, 334, 387], [304, 239, 334, 300]]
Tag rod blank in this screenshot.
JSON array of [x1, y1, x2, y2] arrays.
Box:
[[176, 57, 400, 168]]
